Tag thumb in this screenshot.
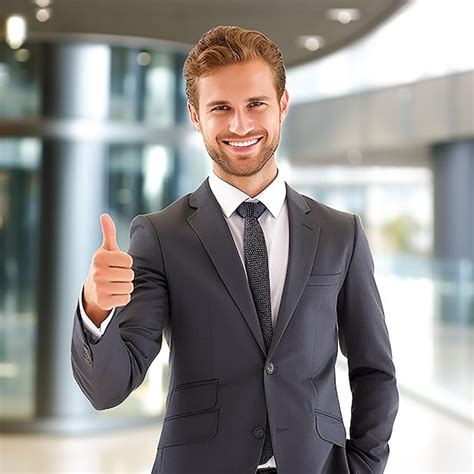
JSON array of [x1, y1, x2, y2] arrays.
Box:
[[100, 213, 119, 251]]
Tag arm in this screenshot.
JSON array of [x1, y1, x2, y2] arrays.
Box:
[[71, 214, 170, 410], [337, 214, 399, 473]]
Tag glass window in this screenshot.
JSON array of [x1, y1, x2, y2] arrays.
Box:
[[0, 43, 41, 118], [0, 138, 41, 419], [109, 47, 176, 125], [143, 52, 175, 126]]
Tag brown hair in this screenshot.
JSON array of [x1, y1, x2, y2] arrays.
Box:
[[183, 25, 286, 111]]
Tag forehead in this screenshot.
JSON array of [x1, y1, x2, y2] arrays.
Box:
[[197, 59, 278, 106]]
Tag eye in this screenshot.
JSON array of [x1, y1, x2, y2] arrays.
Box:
[[212, 105, 229, 111], [250, 102, 265, 107]]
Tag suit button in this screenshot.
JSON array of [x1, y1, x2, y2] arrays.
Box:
[[253, 426, 265, 439], [265, 362, 275, 374]]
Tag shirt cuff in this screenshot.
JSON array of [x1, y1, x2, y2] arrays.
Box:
[[79, 282, 115, 339]]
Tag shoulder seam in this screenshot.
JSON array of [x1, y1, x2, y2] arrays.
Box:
[[142, 214, 168, 278]]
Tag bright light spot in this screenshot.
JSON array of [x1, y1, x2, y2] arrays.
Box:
[[36, 8, 51, 22], [338, 11, 352, 24], [15, 48, 31, 62], [6, 15, 27, 50], [305, 38, 320, 51], [34, 0, 51, 7], [0, 363, 19, 378], [143, 146, 170, 206], [137, 51, 152, 66], [297, 36, 325, 52], [326, 8, 361, 24]]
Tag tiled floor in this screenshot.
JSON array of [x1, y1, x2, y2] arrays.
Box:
[[1, 376, 472, 474]]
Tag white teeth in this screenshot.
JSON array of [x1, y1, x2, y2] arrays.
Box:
[[227, 138, 259, 147]]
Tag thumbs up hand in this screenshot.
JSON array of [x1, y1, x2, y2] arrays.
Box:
[[83, 213, 134, 326]]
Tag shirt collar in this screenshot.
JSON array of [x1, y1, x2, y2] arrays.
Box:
[[208, 168, 287, 219]]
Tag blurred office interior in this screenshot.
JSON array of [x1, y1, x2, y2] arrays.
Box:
[[0, 0, 473, 472]]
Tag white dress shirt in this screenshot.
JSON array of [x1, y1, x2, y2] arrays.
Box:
[[79, 168, 290, 469]]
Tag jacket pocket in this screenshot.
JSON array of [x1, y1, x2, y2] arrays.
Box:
[[158, 409, 219, 448], [314, 408, 346, 448], [306, 272, 342, 286], [166, 377, 218, 419]]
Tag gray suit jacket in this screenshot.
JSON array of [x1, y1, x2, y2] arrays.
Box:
[[71, 178, 398, 474]]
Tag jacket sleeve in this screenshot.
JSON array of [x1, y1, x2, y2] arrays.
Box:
[[337, 214, 399, 473], [71, 214, 170, 410]]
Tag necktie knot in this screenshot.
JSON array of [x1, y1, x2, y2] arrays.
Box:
[[236, 200, 267, 219]]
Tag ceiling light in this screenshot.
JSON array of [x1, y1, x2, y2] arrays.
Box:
[[36, 8, 52, 22], [34, 0, 52, 7], [6, 15, 27, 49], [297, 35, 325, 52], [15, 48, 31, 62], [137, 51, 152, 66], [326, 8, 361, 24]]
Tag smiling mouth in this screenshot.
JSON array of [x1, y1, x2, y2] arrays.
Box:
[[222, 137, 263, 149]]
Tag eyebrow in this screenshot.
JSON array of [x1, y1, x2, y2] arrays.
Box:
[[205, 96, 272, 108]]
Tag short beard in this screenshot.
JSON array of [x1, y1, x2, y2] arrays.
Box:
[[203, 132, 280, 178]]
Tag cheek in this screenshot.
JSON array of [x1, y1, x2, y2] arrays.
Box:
[[203, 117, 227, 135], [259, 111, 280, 128], [264, 117, 280, 135]]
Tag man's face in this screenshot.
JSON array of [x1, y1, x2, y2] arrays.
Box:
[[188, 59, 289, 178]]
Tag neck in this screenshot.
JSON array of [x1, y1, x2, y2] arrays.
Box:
[[213, 159, 278, 197]]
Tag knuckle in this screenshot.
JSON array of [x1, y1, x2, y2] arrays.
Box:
[[94, 252, 105, 265]]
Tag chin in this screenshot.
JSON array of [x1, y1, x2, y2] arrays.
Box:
[[232, 161, 269, 177]]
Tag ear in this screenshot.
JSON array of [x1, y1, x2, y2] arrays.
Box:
[[187, 100, 201, 133], [279, 89, 290, 123]]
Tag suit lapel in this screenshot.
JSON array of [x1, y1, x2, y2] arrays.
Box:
[[188, 178, 267, 356], [187, 178, 321, 359], [268, 183, 321, 360]]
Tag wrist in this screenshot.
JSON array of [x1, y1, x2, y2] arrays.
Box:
[[82, 285, 109, 327]]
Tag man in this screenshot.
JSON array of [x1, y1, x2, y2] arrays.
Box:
[[72, 26, 398, 474]]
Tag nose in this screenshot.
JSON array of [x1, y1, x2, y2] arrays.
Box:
[[228, 108, 254, 136]]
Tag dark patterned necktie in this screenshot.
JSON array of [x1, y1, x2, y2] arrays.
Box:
[[236, 200, 274, 464]]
